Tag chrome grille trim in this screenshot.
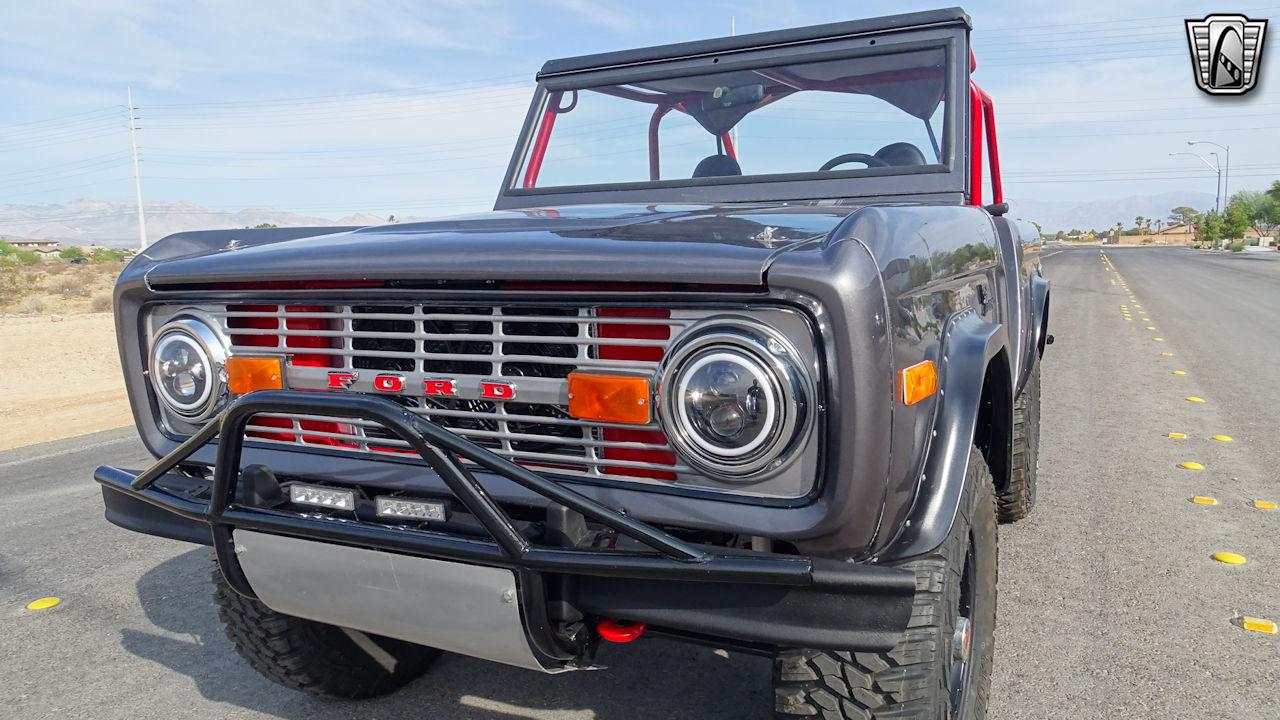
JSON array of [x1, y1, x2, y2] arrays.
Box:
[[244, 415, 693, 475], [216, 303, 706, 483]]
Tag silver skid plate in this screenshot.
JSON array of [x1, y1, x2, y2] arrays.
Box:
[[233, 530, 550, 672]]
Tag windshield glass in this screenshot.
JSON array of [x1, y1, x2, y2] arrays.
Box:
[[514, 47, 949, 191]]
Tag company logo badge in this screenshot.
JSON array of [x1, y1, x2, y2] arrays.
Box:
[[1185, 14, 1268, 95]]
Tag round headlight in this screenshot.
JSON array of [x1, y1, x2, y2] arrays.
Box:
[[659, 322, 811, 480], [149, 316, 227, 421]]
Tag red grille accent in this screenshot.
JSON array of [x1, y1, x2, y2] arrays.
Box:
[[228, 304, 353, 447], [596, 308, 677, 481]]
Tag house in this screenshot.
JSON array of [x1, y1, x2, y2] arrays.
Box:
[[4, 239, 62, 256], [1153, 223, 1196, 239]]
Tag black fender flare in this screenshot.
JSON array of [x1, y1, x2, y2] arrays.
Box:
[[1030, 273, 1050, 355], [879, 310, 1007, 561]]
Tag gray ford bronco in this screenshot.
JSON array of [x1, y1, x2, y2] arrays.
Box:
[[97, 7, 1050, 718]]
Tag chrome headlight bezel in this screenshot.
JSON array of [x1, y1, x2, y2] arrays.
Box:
[[147, 315, 228, 422], [658, 319, 814, 481]]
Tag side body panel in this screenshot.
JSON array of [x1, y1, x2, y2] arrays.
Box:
[[812, 205, 1012, 559]]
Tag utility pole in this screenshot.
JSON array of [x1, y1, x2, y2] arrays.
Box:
[[127, 86, 148, 250]]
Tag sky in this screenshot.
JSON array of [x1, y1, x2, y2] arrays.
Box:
[[2, 0, 1278, 224]]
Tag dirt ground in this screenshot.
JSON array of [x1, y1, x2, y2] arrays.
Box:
[[0, 313, 132, 451]]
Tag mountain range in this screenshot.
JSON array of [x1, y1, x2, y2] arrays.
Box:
[[0, 191, 1220, 248]]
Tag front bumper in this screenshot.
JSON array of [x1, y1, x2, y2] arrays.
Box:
[[96, 391, 914, 668]]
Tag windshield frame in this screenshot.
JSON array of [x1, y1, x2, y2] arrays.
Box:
[[496, 21, 970, 210]]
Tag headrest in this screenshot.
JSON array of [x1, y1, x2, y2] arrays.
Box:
[[874, 142, 928, 166], [692, 154, 742, 178]]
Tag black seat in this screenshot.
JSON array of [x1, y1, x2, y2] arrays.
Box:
[[873, 142, 928, 166], [692, 154, 742, 178]]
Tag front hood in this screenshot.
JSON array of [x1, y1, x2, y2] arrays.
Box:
[[139, 203, 854, 287]]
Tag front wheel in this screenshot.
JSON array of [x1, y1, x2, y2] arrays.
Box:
[[773, 446, 997, 719], [212, 561, 441, 699], [998, 361, 1041, 523]]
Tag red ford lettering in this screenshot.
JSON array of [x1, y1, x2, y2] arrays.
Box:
[[326, 371, 358, 389], [423, 379, 457, 397], [480, 381, 516, 400], [373, 374, 404, 392]]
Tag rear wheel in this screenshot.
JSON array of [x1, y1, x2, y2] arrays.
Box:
[[212, 562, 441, 699], [773, 446, 997, 719], [998, 362, 1041, 523]]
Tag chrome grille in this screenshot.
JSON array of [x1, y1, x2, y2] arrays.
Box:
[[211, 303, 711, 483]]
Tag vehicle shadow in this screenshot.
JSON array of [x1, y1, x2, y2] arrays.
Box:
[[119, 548, 769, 720]]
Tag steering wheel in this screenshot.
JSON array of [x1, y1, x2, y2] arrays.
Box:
[[818, 153, 890, 172]]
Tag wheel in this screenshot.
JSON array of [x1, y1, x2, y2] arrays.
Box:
[[773, 446, 997, 719], [212, 561, 441, 699], [998, 361, 1041, 523]]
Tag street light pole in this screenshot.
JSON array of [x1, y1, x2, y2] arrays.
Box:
[[1189, 140, 1229, 210], [1169, 151, 1222, 213]]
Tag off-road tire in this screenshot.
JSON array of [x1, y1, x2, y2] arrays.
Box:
[[212, 563, 441, 699], [998, 361, 1040, 523], [773, 446, 997, 719]]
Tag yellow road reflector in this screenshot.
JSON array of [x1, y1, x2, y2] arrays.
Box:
[[1166, 432, 1187, 439], [1240, 617, 1278, 635], [1191, 496, 1218, 505], [1211, 435, 1233, 442], [1172, 370, 1187, 375], [1213, 552, 1247, 565], [1161, 352, 1174, 357], [1179, 461, 1204, 470], [1134, 304, 1142, 308], [1186, 396, 1205, 403], [1252, 500, 1278, 510], [1153, 337, 1166, 342], [25, 597, 61, 611], [1146, 326, 1157, 330]]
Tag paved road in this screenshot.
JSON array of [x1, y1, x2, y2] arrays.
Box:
[[2, 246, 1277, 719]]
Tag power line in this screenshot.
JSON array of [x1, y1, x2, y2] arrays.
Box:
[[0, 106, 123, 131], [140, 73, 529, 110]]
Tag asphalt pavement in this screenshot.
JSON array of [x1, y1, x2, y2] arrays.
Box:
[[2, 246, 1277, 719]]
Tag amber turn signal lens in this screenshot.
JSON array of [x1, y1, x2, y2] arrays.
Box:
[[567, 372, 650, 424], [226, 356, 284, 395], [900, 360, 937, 406]]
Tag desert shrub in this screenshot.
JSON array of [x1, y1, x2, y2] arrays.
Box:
[[59, 246, 86, 261], [17, 295, 47, 314], [0, 257, 33, 304], [89, 292, 113, 312], [1228, 241, 1245, 252], [46, 274, 90, 298], [90, 248, 127, 263], [0, 241, 40, 265]]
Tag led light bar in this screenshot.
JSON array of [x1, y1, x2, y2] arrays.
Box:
[[289, 483, 355, 511], [375, 496, 447, 522]]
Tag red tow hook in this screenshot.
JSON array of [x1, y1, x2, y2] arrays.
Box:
[[596, 618, 647, 643]]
